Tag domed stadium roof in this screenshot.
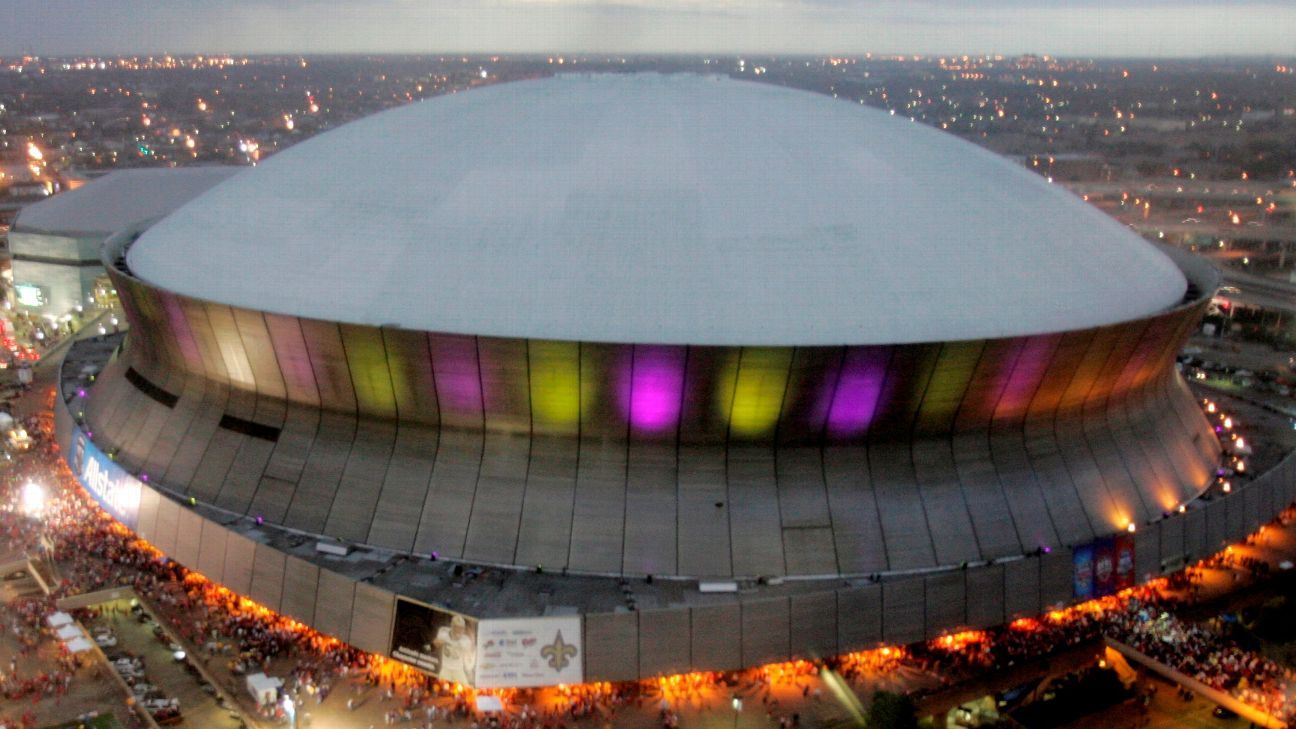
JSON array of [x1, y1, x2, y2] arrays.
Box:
[[128, 73, 1186, 345]]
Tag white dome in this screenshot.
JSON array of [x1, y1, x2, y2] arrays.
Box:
[[128, 73, 1186, 346]]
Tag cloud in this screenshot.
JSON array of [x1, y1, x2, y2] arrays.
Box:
[[1, 0, 1294, 56]]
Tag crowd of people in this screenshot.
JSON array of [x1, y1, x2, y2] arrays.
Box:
[[2, 391, 1296, 728], [1114, 604, 1296, 722]]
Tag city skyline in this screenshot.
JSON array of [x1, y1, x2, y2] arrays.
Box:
[[4, 0, 1295, 58]]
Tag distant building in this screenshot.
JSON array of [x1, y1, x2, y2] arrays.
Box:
[[7, 167, 237, 316]]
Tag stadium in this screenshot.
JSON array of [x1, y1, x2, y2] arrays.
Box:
[[54, 73, 1243, 688]]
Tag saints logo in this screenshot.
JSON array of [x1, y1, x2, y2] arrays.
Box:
[[540, 630, 578, 672]]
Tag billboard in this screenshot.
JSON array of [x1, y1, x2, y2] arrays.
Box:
[[1072, 543, 1094, 600], [71, 430, 141, 529], [1093, 537, 1116, 597], [1114, 535, 1136, 591], [475, 616, 583, 688], [390, 598, 478, 686]]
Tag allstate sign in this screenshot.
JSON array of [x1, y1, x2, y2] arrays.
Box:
[[71, 431, 142, 529]]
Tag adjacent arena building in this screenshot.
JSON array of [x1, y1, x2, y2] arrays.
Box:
[[55, 73, 1253, 688]]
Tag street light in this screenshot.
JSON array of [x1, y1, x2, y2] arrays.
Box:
[[21, 482, 45, 518]]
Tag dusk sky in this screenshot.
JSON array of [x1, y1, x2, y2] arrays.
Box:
[[4, 0, 1295, 58]]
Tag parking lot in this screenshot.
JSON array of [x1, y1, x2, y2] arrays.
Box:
[[83, 597, 248, 729]]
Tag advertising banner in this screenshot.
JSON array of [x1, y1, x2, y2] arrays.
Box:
[[390, 598, 478, 686], [71, 430, 141, 529], [475, 616, 583, 688], [1114, 535, 1136, 591], [1093, 537, 1117, 597], [1073, 543, 1094, 600]]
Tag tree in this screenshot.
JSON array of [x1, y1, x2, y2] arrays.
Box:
[[866, 691, 918, 729]]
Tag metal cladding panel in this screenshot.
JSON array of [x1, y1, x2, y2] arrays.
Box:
[[216, 435, 277, 514], [1159, 514, 1185, 566], [529, 340, 581, 437], [822, 446, 887, 574], [349, 582, 395, 657], [312, 569, 355, 643], [204, 303, 256, 391], [172, 508, 203, 566], [964, 564, 1005, 629], [725, 347, 793, 442], [789, 592, 838, 660], [623, 441, 679, 576], [580, 342, 630, 438], [741, 598, 790, 667], [143, 376, 203, 482], [689, 604, 741, 672], [164, 380, 227, 489], [727, 446, 785, 577], [953, 338, 1021, 433], [231, 308, 287, 401], [1021, 416, 1095, 548], [1205, 498, 1228, 552], [991, 334, 1062, 426], [196, 517, 229, 581], [368, 423, 437, 552], [868, 343, 941, 440], [637, 609, 691, 678], [1039, 550, 1074, 609], [912, 340, 984, 437], [568, 438, 627, 574], [151, 496, 181, 555], [989, 429, 1061, 553], [515, 435, 578, 570], [583, 611, 640, 682], [298, 319, 357, 414], [179, 296, 229, 384], [279, 556, 320, 625], [912, 438, 981, 566], [678, 346, 732, 444], [777, 347, 843, 446], [1003, 557, 1040, 620], [1258, 475, 1276, 531], [1134, 525, 1161, 582], [264, 313, 321, 407], [1225, 492, 1247, 544], [869, 440, 935, 570], [324, 420, 397, 543], [1244, 483, 1263, 536], [881, 579, 925, 646], [462, 432, 529, 564], [221, 533, 256, 595], [382, 328, 439, 425], [677, 445, 733, 577], [428, 333, 484, 431], [951, 431, 1020, 561], [837, 585, 882, 651], [136, 487, 161, 544], [412, 429, 481, 559], [284, 411, 355, 534], [478, 337, 530, 434], [924, 573, 965, 639], [339, 323, 398, 420], [1025, 330, 1094, 419], [248, 544, 286, 612], [1182, 507, 1208, 562]]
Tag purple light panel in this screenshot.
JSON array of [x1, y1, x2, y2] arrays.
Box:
[[626, 345, 686, 433], [826, 346, 889, 437]]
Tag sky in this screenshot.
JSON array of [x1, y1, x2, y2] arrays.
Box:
[[3, 0, 1294, 58]]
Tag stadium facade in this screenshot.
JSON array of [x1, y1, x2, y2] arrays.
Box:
[[55, 74, 1252, 688]]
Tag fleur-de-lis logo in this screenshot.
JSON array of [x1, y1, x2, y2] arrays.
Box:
[[540, 630, 578, 672]]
